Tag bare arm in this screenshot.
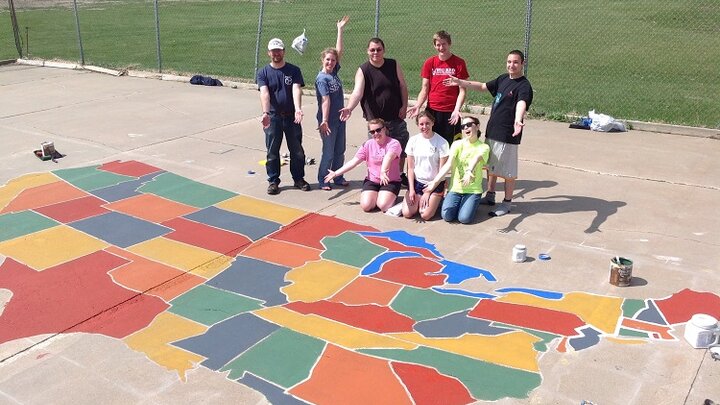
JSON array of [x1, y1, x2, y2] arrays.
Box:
[[324, 156, 362, 183], [396, 62, 409, 119], [259, 85, 271, 128], [407, 78, 430, 119], [340, 67, 365, 121], [513, 100, 528, 136], [293, 83, 303, 124], [449, 87, 467, 125], [425, 145, 456, 190], [444, 76, 487, 92], [336, 16, 348, 61], [319, 95, 331, 135], [379, 149, 399, 185]]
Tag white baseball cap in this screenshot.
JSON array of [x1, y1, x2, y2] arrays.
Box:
[[268, 38, 285, 51]]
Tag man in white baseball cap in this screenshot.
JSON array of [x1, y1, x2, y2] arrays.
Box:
[[257, 37, 309, 195]]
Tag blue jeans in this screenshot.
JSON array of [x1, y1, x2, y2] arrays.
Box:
[[442, 191, 481, 224], [265, 113, 305, 185], [318, 120, 347, 187]]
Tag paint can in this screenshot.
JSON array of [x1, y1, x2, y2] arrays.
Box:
[[609, 257, 632, 286], [512, 245, 527, 263], [684, 314, 720, 349]]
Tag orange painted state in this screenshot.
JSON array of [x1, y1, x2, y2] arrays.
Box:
[[98, 160, 162, 177], [373, 257, 446, 288], [330, 276, 402, 306], [1, 181, 87, 214], [365, 236, 441, 260], [241, 238, 321, 268], [469, 299, 586, 336], [106, 194, 198, 223], [285, 301, 415, 333], [654, 288, 720, 324], [621, 318, 673, 339], [34, 195, 110, 223], [392, 361, 475, 405], [271, 213, 377, 250], [289, 344, 412, 405], [106, 246, 204, 301]]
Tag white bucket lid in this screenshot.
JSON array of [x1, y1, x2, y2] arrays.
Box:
[[690, 313, 718, 329]]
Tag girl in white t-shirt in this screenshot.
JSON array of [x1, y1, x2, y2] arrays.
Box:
[[402, 111, 450, 220]]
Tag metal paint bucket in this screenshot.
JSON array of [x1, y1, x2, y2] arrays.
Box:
[[609, 257, 633, 287]]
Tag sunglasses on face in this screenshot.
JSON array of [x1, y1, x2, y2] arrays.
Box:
[[369, 48, 384, 53], [368, 127, 384, 135], [461, 122, 476, 129]]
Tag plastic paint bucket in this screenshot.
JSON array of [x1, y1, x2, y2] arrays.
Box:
[[684, 314, 720, 349], [609, 257, 632, 287]]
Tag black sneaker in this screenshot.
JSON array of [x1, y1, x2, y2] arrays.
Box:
[[294, 179, 311, 191], [400, 173, 409, 187], [267, 183, 280, 195]]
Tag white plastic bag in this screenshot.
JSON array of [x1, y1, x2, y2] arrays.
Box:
[[588, 110, 627, 132], [291, 29, 308, 55]]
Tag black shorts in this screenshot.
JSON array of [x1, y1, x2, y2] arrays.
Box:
[[414, 179, 445, 194], [362, 178, 402, 195]]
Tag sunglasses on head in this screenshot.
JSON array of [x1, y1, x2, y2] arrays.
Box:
[[461, 122, 476, 129], [368, 127, 384, 135]]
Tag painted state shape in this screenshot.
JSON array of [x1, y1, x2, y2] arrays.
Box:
[[128, 237, 233, 279], [98, 160, 162, 177], [173, 312, 280, 371], [237, 373, 307, 405], [284, 301, 415, 334], [495, 287, 563, 300], [272, 213, 377, 250], [34, 195, 110, 223], [635, 299, 667, 325], [329, 276, 402, 306], [439, 259, 497, 283], [469, 299, 586, 337], [90, 172, 165, 203], [392, 361, 475, 405], [124, 312, 207, 380], [242, 238, 321, 268], [161, 217, 252, 256], [283, 260, 359, 303], [391, 286, 478, 322], [372, 256, 447, 288], [289, 344, 413, 405], [0, 210, 59, 242], [254, 306, 417, 350], [207, 256, 290, 306], [105, 193, 198, 223], [622, 298, 647, 318], [654, 288, 720, 324], [358, 230, 443, 258], [53, 165, 136, 191], [364, 235, 442, 260], [222, 328, 325, 387], [138, 171, 237, 208], [621, 318, 674, 339], [169, 284, 263, 326], [361, 251, 420, 276], [0, 225, 109, 270], [0, 172, 59, 211], [414, 310, 515, 338], [0, 180, 88, 214], [70, 211, 172, 248], [216, 194, 307, 225], [567, 326, 603, 351], [320, 231, 387, 268], [185, 206, 280, 241]]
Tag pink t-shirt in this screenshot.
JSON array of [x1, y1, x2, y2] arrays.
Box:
[[420, 54, 470, 112], [355, 137, 402, 183]]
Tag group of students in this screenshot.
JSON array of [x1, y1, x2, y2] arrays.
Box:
[[257, 16, 533, 224]]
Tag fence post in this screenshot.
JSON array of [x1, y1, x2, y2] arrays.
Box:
[[71, 0, 85, 65], [374, 0, 380, 37], [523, 0, 532, 76], [153, 0, 162, 72], [8, 0, 23, 58], [253, 0, 265, 82]]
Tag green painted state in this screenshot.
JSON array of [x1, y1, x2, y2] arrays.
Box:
[[169, 285, 263, 326], [495, 323, 559, 352], [53, 166, 135, 191], [321, 231, 387, 268], [619, 328, 649, 338], [0, 211, 58, 242], [621, 298, 646, 318], [138, 172, 236, 208], [221, 328, 325, 387], [391, 286, 477, 321], [360, 346, 541, 401]]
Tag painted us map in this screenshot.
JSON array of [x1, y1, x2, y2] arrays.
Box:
[[1, 160, 719, 404]]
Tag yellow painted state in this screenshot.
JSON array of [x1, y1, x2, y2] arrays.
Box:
[[255, 306, 417, 350], [606, 337, 648, 345], [128, 238, 233, 278], [0, 172, 59, 211], [283, 260, 359, 302], [0, 225, 108, 270], [497, 292, 623, 334], [391, 331, 541, 372], [124, 312, 207, 380], [216, 195, 306, 225]]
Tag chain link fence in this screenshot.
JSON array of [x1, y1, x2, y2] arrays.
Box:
[[2, 0, 718, 128]]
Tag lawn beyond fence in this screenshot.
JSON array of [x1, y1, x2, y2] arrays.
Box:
[[2, 0, 719, 128]]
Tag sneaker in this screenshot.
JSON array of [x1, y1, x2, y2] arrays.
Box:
[[294, 179, 311, 191], [480, 191, 496, 206], [489, 201, 511, 217], [267, 183, 280, 195], [400, 173, 409, 187]]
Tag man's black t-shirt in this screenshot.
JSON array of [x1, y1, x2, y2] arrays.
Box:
[[485, 74, 533, 145]]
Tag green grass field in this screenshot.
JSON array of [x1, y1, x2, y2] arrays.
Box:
[[2, 0, 718, 128]]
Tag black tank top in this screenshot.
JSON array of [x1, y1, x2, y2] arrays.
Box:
[[360, 59, 402, 121]]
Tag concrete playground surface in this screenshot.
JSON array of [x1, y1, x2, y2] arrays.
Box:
[[0, 63, 719, 404]]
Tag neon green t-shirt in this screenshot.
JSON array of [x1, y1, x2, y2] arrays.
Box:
[[448, 138, 490, 194]]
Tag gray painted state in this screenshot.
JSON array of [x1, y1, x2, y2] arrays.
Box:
[[568, 327, 602, 351], [207, 256, 290, 306], [69, 211, 171, 248], [237, 373, 308, 405], [414, 310, 515, 338], [636, 300, 667, 325], [90, 172, 165, 203], [185, 206, 280, 241]]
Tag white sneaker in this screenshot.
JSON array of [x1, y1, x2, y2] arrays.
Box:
[[490, 201, 511, 217]]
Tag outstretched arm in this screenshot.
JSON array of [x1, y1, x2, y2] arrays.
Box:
[[339, 68, 365, 121], [396, 62, 409, 119], [512, 100, 528, 136], [324, 156, 362, 184], [336, 16, 349, 61], [444, 76, 487, 92], [407, 78, 429, 119]]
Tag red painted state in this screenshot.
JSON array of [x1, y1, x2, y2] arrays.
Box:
[[34, 195, 110, 223], [98, 160, 162, 177], [285, 300, 415, 333], [654, 288, 720, 324], [392, 361, 475, 405], [162, 217, 253, 256], [365, 236, 441, 260], [270, 213, 377, 250], [468, 299, 585, 336], [373, 256, 446, 288], [0, 251, 168, 344]]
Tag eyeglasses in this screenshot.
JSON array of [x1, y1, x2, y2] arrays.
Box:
[[369, 48, 384, 53], [461, 122, 476, 129], [368, 127, 384, 135]]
